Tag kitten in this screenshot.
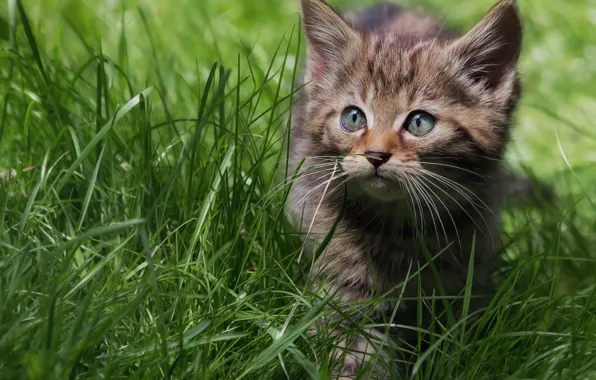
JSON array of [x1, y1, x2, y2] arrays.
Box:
[[288, 0, 524, 377]]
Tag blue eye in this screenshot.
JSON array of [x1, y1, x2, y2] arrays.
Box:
[[340, 107, 367, 132], [404, 111, 436, 137]]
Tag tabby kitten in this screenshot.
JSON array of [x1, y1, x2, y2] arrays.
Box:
[[288, 0, 523, 377]]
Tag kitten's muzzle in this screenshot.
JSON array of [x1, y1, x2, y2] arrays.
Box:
[[364, 149, 391, 168]]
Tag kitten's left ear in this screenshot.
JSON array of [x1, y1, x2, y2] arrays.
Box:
[[450, 0, 523, 89], [301, 0, 360, 79]]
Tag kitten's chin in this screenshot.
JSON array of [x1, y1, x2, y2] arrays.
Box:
[[355, 177, 406, 203]]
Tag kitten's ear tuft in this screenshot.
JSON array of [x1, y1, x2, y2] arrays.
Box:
[[450, 0, 523, 89], [301, 0, 359, 78]]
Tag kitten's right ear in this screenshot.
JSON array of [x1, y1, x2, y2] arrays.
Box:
[[449, 0, 523, 90], [301, 0, 359, 78]]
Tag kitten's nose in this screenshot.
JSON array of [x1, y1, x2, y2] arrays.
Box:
[[364, 149, 392, 168]]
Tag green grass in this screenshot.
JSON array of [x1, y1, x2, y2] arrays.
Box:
[[1, 0, 596, 378]]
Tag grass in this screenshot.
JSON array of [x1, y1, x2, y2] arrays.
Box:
[[1, 0, 595, 378]]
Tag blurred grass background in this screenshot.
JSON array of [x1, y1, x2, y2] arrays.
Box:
[[1, 0, 596, 379]]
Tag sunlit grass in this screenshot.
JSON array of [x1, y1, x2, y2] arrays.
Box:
[[1, 0, 595, 379]]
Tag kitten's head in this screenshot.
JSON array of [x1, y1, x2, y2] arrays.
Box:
[[298, 0, 522, 202]]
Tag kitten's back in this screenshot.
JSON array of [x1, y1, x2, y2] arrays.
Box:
[[343, 3, 449, 37]]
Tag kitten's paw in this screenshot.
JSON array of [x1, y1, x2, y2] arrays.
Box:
[[331, 353, 393, 380], [331, 354, 358, 378]]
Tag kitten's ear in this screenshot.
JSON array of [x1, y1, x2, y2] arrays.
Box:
[[450, 0, 523, 89], [301, 0, 359, 78]]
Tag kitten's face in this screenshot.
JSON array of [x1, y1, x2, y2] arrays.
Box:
[[299, 0, 522, 202]]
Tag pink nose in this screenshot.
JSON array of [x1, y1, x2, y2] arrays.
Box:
[[364, 149, 391, 168]]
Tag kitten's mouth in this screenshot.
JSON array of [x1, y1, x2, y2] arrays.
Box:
[[356, 175, 406, 202], [368, 173, 389, 185], [365, 174, 393, 191], [368, 169, 395, 184]]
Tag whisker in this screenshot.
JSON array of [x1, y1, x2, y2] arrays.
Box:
[[267, 166, 337, 198], [414, 177, 450, 246], [418, 161, 487, 180], [279, 151, 371, 165], [291, 171, 348, 214], [409, 177, 442, 245], [393, 178, 418, 228], [324, 174, 353, 201], [420, 169, 495, 247], [404, 175, 425, 234], [421, 154, 504, 163], [417, 175, 463, 249], [278, 155, 344, 164], [243, 164, 339, 218], [418, 174, 485, 235], [258, 163, 338, 204], [421, 169, 495, 217]]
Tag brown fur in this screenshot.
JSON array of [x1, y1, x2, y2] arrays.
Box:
[[289, 0, 523, 377]]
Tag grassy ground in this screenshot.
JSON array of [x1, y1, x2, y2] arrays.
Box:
[[1, 0, 596, 379]]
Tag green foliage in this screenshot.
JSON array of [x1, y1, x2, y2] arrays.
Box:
[[0, 0, 595, 379]]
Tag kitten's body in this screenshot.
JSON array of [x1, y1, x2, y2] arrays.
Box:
[[289, 0, 523, 377]]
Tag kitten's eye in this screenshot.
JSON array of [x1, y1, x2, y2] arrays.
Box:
[[340, 107, 367, 132], [404, 111, 436, 137]]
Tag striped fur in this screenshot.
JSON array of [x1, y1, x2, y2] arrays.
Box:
[[289, 0, 523, 377]]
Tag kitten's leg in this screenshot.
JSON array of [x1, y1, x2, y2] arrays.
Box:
[[312, 284, 398, 379], [309, 242, 400, 377], [328, 326, 396, 380]]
